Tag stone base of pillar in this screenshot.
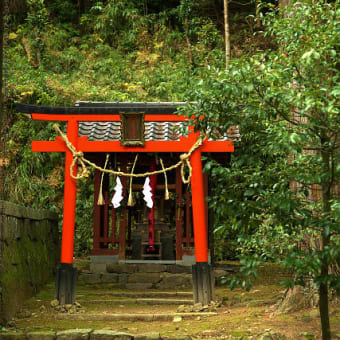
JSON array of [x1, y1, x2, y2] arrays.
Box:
[[192, 262, 215, 305], [55, 263, 77, 305]]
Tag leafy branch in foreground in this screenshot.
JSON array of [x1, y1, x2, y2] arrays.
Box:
[[185, 1, 339, 339]]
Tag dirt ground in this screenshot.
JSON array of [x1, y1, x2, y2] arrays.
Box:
[[2, 262, 340, 340]]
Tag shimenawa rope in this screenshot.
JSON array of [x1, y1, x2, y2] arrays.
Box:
[[53, 124, 205, 186]]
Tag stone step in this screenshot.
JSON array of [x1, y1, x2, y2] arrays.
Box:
[[78, 291, 193, 298], [79, 298, 193, 305], [1, 329, 192, 340], [56, 312, 217, 322]]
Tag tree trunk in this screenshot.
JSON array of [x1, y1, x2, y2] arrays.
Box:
[[274, 280, 319, 315], [223, 0, 230, 69], [184, 16, 193, 64], [319, 146, 332, 340], [0, 0, 4, 113]]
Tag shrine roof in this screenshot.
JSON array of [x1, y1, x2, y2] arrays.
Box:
[[76, 101, 238, 142], [16, 101, 240, 141]]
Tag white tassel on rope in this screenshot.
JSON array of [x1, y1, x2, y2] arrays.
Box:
[[160, 158, 169, 200], [112, 177, 123, 208], [143, 177, 153, 208], [127, 154, 138, 207], [97, 153, 110, 205]]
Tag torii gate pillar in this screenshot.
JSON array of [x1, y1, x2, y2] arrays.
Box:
[[55, 120, 78, 305], [190, 150, 214, 305]]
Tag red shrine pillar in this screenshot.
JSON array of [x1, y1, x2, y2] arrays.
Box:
[[190, 150, 214, 305], [55, 119, 78, 305]]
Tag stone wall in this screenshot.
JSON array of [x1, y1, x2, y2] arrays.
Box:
[[0, 200, 59, 323]]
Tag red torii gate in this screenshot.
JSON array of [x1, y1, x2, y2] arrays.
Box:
[[17, 103, 234, 305]]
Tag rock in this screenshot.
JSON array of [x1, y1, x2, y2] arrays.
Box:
[[50, 299, 59, 307], [75, 302, 81, 307], [173, 315, 182, 322], [137, 264, 167, 273], [101, 273, 119, 283], [177, 305, 186, 313], [127, 273, 161, 284], [70, 306, 78, 313], [106, 264, 137, 274], [65, 304, 73, 311], [27, 331, 56, 340], [158, 273, 192, 289], [39, 305, 47, 312], [125, 283, 153, 290], [166, 265, 192, 274], [192, 303, 203, 312], [90, 263, 107, 274], [196, 316, 201, 321], [90, 330, 133, 339], [56, 328, 92, 340]]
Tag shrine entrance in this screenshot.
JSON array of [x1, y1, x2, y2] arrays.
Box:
[[16, 101, 235, 306], [91, 152, 199, 263]]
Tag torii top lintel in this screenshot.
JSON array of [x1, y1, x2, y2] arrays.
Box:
[[16, 102, 234, 153]]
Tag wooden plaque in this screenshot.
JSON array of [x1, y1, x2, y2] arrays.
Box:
[[120, 112, 145, 146]]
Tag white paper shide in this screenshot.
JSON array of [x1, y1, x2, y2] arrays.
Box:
[[143, 176, 153, 208], [112, 177, 124, 208]]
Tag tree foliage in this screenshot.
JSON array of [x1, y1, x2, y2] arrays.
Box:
[[184, 1, 339, 338]]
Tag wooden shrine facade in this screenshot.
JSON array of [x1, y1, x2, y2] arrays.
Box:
[[90, 152, 210, 261]]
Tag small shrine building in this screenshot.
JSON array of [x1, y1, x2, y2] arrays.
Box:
[[17, 101, 237, 305]]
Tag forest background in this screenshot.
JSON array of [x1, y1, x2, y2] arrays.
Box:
[[1, 0, 269, 256], [0, 1, 339, 339]]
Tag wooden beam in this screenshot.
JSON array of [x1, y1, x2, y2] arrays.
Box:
[[176, 167, 183, 261], [31, 113, 188, 122], [32, 137, 234, 153]]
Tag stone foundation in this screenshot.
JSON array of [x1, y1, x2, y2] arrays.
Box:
[[79, 263, 228, 289]]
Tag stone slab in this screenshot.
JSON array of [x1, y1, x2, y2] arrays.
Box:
[[134, 333, 161, 340], [106, 264, 138, 274], [128, 273, 160, 284], [78, 274, 102, 284], [100, 273, 119, 283], [90, 263, 107, 274], [56, 329, 92, 340], [0, 200, 57, 221], [90, 256, 119, 264], [56, 312, 217, 322], [166, 265, 192, 274], [27, 331, 56, 340], [137, 264, 167, 273], [157, 273, 192, 289], [90, 330, 132, 340]]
